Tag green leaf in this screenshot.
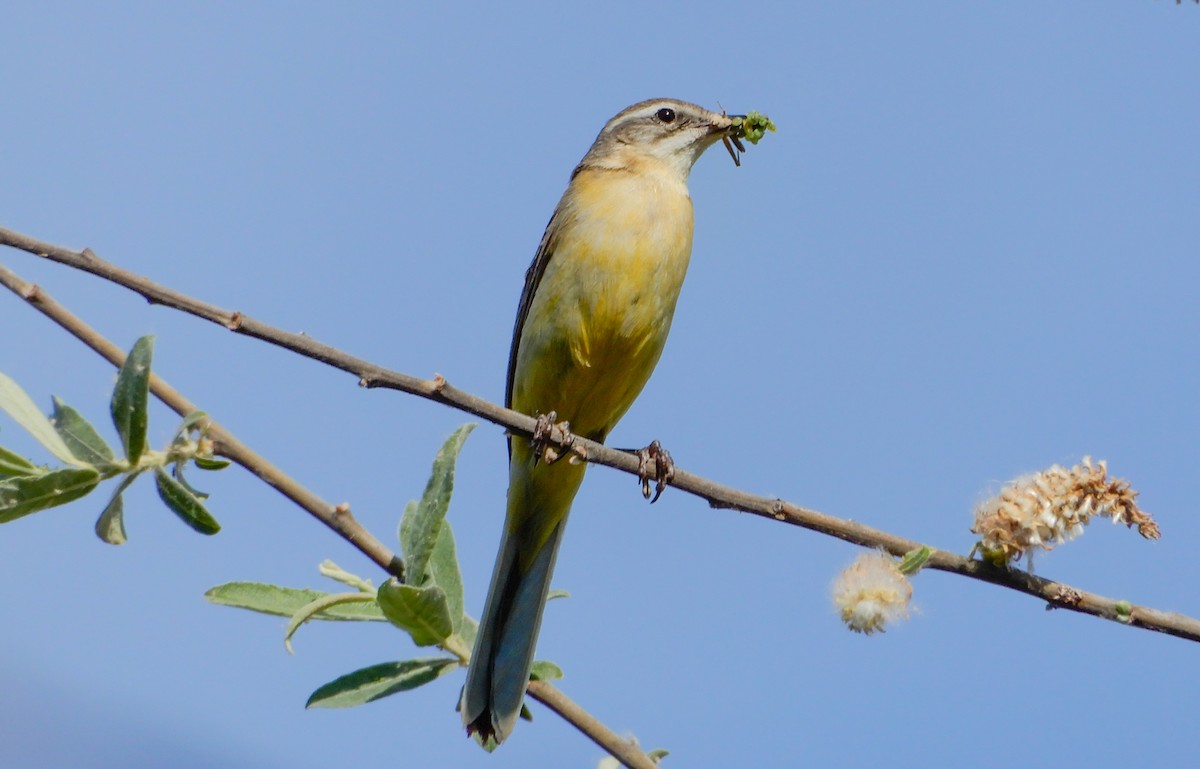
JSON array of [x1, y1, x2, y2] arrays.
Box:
[[0, 372, 83, 465], [154, 465, 219, 534], [400, 424, 475, 585], [305, 658, 459, 709], [285, 592, 382, 653], [429, 519, 465, 633], [648, 749, 671, 762], [193, 456, 230, 471], [169, 462, 209, 500], [458, 614, 478, 650], [52, 396, 116, 466], [0, 466, 101, 522], [95, 489, 127, 545], [95, 472, 139, 545], [317, 560, 375, 592], [205, 582, 386, 621], [110, 336, 154, 463], [529, 660, 563, 682], [397, 499, 418, 561], [173, 410, 209, 439], [377, 579, 454, 647], [0, 443, 43, 478], [898, 545, 933, 575]]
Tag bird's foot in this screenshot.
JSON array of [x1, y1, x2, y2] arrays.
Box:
[[531, 411, 573, 465], [635, 440, 675, 503]]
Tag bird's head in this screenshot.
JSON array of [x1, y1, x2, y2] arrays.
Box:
[[579, 98, 743, 178]]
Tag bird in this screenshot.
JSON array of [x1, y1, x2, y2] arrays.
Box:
[[461, 98, 744, 744]]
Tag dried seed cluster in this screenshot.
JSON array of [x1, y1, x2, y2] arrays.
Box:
[[972, 457, 1158, 565], [831, 552, 913, 634]]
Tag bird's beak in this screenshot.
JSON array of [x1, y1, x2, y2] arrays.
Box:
[[716, 112, 748, 167], [709, 111, 741, 134]]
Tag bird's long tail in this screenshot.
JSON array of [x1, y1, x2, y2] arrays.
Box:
[[460, 504, 569, 744]]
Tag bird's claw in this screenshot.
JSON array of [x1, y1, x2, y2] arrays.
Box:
[[531, 411, 573, 465], [636, 440, 675, 503]]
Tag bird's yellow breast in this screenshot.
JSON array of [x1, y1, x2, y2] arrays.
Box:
[[511, 161, 695, 441]]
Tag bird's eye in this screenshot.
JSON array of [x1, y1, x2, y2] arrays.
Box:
[[655, 107, 676, 124]]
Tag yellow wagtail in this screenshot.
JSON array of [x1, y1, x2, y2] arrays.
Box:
[[462, 98, 746, 744]]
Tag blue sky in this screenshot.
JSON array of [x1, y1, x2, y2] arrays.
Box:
[[2, 3, 1198, 768]]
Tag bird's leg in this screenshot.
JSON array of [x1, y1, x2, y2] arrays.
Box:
[[531, 411, 574, 465], [634, 440, 675, 503]]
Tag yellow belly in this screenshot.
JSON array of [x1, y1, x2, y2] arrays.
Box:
[[510, 166, 695, 442]]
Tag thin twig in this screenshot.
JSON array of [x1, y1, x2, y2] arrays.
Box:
[[2, 226, 1193, 643]]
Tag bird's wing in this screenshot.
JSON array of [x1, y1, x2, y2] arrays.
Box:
[[505, 208, 562, 412]]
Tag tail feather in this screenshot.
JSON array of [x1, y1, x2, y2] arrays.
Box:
[[461, 518, 568, 743]]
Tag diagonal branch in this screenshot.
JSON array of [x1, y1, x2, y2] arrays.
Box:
[[0, 259, 405, 580], [3, 224, 1197, 647], [528, 682, 659, 769]]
